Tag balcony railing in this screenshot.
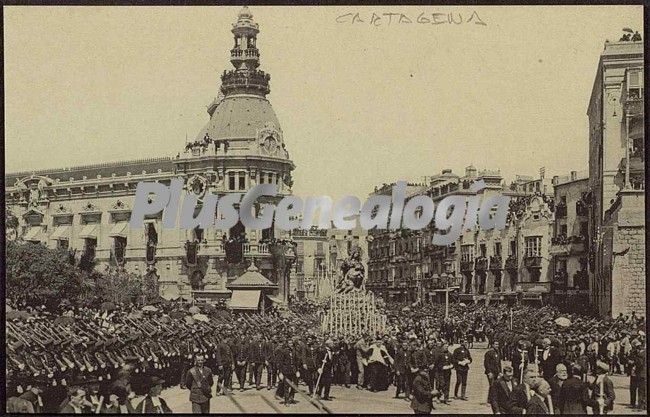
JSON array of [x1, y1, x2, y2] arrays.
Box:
[[489, 255, 503, 270], [475, 257, 488, 271], [524, 256, 543, 269], [460, 260, 474, 272]]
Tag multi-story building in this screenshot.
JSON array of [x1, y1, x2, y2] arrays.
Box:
[[366, 166, 555, 305], [5, 7, 297, 308], [549, 171, 590, 309], [291, 227, 329, 299], [587, 38, 645, 317]]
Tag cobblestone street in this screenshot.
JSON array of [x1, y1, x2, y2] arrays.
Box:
[[152, 343, 643, 414]]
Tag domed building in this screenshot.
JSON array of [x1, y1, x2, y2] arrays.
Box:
[[5, 7, 296, 308]]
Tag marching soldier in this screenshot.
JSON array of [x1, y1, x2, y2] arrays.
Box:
[[232, 333, 249, 391], [435, 340, 454, 404], [262, 335, 277, 390], [247, 335, 266, 390], [215, 334, 234, 395], [300, 335, 319, 395], [277, 339, 300, 406]]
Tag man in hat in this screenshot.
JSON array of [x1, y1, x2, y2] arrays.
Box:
[[434, 340, 454, 404], [453, 339, 472, 401], [316, 339, 336, 400], [135, 376, 172, 413], [263, 334, 277, 390], [589, 361, 615, 414], [277, 339, 299, 405], [512, 339, 530, 384], [215, 335, 234, 395], [484, 340, 503, 393], [18, 383, 44, 413], [181, 354, 214, 413], [541, 338, 562, 383], [411, 368, 434, 414], [300, 335, 319, 395], [394, 339, 410, 399], [247, 335, 266, 391]]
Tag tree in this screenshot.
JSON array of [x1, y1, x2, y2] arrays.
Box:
[[6, 240, 83, 308], [93, 267, 143, 306]]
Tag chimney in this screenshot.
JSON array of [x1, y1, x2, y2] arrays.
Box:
[[552, 175, 559, 186], [570, 171, 577, 181]]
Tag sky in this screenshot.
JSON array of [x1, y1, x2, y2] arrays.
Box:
[[4, 5, 644, 200]]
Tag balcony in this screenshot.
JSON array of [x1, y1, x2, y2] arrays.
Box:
[[221, 69, 270, 95], [576, 200, 589, 217], [514, 281, 551, 293], [489, 255, 502, 270], [505, 255, 518, 270], [524, 256, 542, 268], [460, 260, 474, 272], [550, 235, 586, 255], [475, 257, 488, 271]]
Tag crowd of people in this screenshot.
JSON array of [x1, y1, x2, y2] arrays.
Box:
[[5, 298, 647, 414]]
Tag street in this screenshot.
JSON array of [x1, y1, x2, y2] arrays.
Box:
[[151, 342, 643, 414]]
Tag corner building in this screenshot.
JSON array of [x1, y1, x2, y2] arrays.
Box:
[[5, 7, 296, 307]]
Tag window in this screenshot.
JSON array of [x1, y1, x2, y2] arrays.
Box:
[[316, 242, 324, 253], [479, 244, 487, 257], [560, 196, 567, 205], [560, 224, 568, 236], [628, 69, 643, 98], [461, 244, 475, 262], [509, 240, 517, 256], [238, 172, 246, 190], [494, 242, 502, 257], [259, 173, 265, 184], [228, 172, 236, 191], [525, 236, 542, 257], [580, 222, 588, 238], [389, 242, 395, 256], [57, 239, 69, 250]]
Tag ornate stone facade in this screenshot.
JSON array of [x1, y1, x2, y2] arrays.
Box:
[[5, 7, 295, 305]]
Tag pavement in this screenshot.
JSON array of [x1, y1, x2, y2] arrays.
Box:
[[146, 342, 644, 414]]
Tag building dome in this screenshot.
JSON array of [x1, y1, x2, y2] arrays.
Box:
[[196, 95, 281, 141]]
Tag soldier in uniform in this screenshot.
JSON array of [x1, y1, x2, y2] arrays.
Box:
[[215, 333, 234, 395], [262, 335, 277, 390], [277, 338, 300, 405], [247, 335, 266, 390], [393, 339, 409, 399], [300, 335, 319, 395], [435, 340, 454, 404], [232, 333, 249, 391], [452, 339, 472, 400]]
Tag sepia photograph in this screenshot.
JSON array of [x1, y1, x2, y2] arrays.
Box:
[[3, 3, 647, 414]]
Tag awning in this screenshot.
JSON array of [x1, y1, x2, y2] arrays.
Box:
[[50, 225, 71, 240], [24, 226, 45, 242], [79, 224, 98, 239], [109, 222, 128, 238], [229, 290, 261, 310], [266, 295, 283, 304]]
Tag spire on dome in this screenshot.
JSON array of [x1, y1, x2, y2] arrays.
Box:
[[220, 6, 270, 97]]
